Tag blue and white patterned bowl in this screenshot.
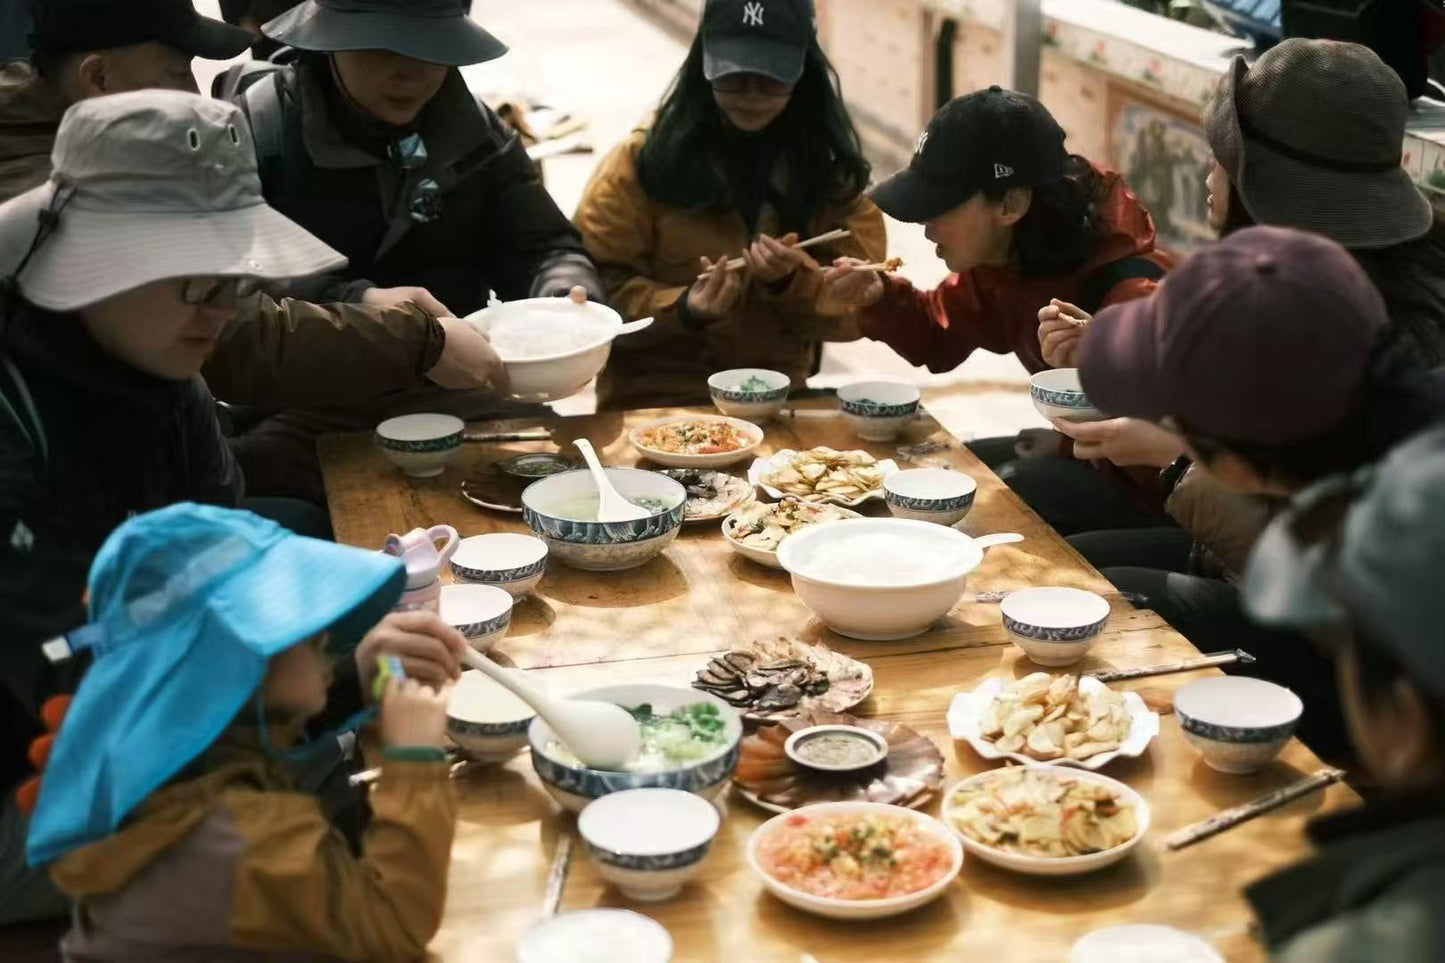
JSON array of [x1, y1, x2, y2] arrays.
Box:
[[446, 670, 536, 762], [1030, 369, 1105, 423], [837, 381, 922, 441], [438, 583, 513, 653], [1000, 587, 1111, 666], [521, 469, 686, 571], [374, 413, 465, 478], [528, 683, 743, 812], [451, 532, 549, 598], [884, 468, 978, 526], [1175, 677, 1303, 773], [579, 788, 721, 902], [708, 368, 791, 420]]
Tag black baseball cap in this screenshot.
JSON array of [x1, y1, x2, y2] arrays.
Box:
[[871, 86, 1069, 223], [701, 0, 815, 87], [31, 0, 253, 60]]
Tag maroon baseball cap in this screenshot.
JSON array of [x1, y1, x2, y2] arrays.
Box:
[[1078, 226, 1387, 445]]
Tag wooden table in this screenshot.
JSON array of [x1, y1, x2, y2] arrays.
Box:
[[320, 407, 1354, 963]]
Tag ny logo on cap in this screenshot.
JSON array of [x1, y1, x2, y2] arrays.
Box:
[[994, 163, 1014, 179], [743, 2, 765, 26], [915, 131, 929, 156]]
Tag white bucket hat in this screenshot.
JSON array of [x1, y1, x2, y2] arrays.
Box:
[[0, 89, 346, 313]]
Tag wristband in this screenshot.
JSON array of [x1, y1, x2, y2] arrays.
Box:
[[382, 745, 449, 762]]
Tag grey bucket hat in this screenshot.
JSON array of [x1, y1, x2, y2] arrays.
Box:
[[1202, 38, 1432, 251], [1243, 424, 1445, 698], [0, 90, 345, 313], [262, 0, 508, 67]]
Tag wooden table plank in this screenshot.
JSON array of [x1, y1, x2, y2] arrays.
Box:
[[318, 406, 1353, 963]]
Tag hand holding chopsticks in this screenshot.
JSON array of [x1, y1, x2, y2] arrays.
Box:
[[1166, 767, 1347, 851], [721, 228, 852, 272]]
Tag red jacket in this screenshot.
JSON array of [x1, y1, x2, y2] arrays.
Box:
[[860, 170, 1171, 374]]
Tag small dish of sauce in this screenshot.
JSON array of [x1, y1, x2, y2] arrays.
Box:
[[784, 725, 889, 772]]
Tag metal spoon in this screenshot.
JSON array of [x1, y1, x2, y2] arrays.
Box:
[[573, 438, 649, 523]]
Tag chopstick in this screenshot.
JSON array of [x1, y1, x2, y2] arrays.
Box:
[[542, 833, 575, 918], [721, 229, 852, 271], [1165, 767, 1347, 852], [846, 258, 903, 273], [1088, 649, 1256, 684], [464, 430, 552, 443]]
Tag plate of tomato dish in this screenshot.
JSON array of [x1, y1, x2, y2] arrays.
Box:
[[629, 416, 764, 468]]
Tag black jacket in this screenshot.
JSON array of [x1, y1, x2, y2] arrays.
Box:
[[230, 59, 604, 316], [0, 302, 242, 795]]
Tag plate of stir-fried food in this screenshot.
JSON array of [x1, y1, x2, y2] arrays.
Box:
[[942, 766, 1148, 875], [722, 498, 863, 569], [629, 416, 764, 468], [749, 447, 897, 507]]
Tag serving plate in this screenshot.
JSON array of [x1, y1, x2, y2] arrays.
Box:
[[748, 450, 899, 507], [628, 415, 764, 469], [720, 503, 864, 569]]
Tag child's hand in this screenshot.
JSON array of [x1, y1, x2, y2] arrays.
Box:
[[381, 678, 450, 750], [355, 611, 467, 694]]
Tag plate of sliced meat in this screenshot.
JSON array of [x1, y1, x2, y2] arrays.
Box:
[[691, 636, 873, 723]]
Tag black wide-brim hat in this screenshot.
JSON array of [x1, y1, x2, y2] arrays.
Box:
[[262, 0, 508, 67]]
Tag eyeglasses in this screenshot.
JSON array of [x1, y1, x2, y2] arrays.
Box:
[[180, 277, 262, 307], [711, 74, 794, 97]]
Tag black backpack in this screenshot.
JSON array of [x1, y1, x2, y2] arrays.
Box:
[[1075, 256, 1167, 315]]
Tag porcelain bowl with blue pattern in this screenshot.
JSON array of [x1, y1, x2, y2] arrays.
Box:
[[521, 469, 686, 571], [528, 683, 743, 812], [708, 367, 791, 420], [884, 468, 978, 525], [1030, 369, 1105, 423], [579, 788, 721, 902], [1174, 676, 1303, 773], [1001, 587, 1111, 666], [438, 583, 513, 653], [374, 413, 465, 478], [445, 670, 536, 762], [837, 381, 922, 441], [451, 532, 549, 598]]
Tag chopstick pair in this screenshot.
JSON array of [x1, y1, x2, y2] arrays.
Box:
[[1166, 768, 1347, 851], [1088, 650, 1256, 684], [720, 228, 852, 272]]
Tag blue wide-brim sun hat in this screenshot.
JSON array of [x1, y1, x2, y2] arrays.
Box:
[[27, 503, 405, 866]]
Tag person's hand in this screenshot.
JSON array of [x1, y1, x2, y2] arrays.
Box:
[[1037, 299, 1091, 369], [817, 257, 886, 317], [685, 256, 744, 321], [742, 233, 813, 285], [363, 285, 453, 319], [567, 285, 588, 305], [380, 678, 451, 750], [1051, 417, 1184, 468], [355, 611, 468, 693], [427, 316, 509, 392]]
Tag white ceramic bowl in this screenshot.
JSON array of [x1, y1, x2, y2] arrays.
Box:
[[466, 297, 625, 403], [578, 788, 721, 902], [438, 583, 513, 653], [446, 670, 536, 762], [516, 909, 673, 963], [941, 767, 1149, 876], [777, 518, 1012, 641], [628, 415, 764, 469], [884, 468, 978, 526], [451, 533, 549, 598], [521, 469, 686, 572], [1070, 926, 1225, 963], [1000, 587, 1112, 667], [528, 683, 743, 812], [747, 801, 963, 920], [837, 381, 922, 442], [1030, 368, 1105, 423], [708, 368, 791, 420], [1175, 676, 1303, 773], [374, 413, 464, 478]]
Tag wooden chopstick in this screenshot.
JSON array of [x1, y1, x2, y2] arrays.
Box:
[[542, 833, 575, 918], [464, 430, 552, 443], [1165, 767, 1346, 852], [848, 258, 903, 273], [721, 228, 852, 271], [1089, 649, 1256, 684]]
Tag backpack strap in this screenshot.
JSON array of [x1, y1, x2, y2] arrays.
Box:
[[1075, 257, 1167, 315], [0, 356, 48, 469], [216, 63, 290, 184]]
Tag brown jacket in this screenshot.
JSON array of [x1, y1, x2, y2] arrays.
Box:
[[0, 61, 445, 408], [50, 734, 456, 962], [1166, 464, 1276, 580], [576, 129, 888, 410]]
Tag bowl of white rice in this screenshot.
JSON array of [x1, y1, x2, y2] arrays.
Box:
[[466, 298, 634, 403]]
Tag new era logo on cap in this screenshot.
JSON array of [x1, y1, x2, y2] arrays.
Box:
[[994, 163, 1014, 179], [743, 1, 764, 25]]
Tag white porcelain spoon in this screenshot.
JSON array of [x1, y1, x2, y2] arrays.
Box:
[[970, 532, 1025, 548], [460, 649, 641, 771], [573, 438, 650, 523], [615, 317, 654, 336]]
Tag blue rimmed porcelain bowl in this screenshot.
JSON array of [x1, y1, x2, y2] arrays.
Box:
[[446, 670, 536, 762], [438, 583, 513, 653], [1175, 677, 1303, 773], [528, 683, 743, 812], [1001, 587, 1111, 666], [837, 381, 922, 441], [579, 788, 721, 902], [521, 468, 686, 571], [708, 367, 791, 420], [1030, 368, 1105, 423], [451, 533, 549, 598], [374, 413, 465, 478], [884, 468, 978, 526]]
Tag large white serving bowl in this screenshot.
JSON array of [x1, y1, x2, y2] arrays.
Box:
[[1175, 676, 1303, 773], [708, 368, 791, 420], [628, 415, 765, 469], [1030, 368, 1105, 423], [521, 469, 686, 572], [941, 767, 1150, 876], [777, 518, 1019, 640], [465, 297, 629, 403], [747, 801, 963, 920]]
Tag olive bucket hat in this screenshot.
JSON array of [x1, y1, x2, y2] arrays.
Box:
[[1202, 38, 1432, 251], [262, 0, 508, 67]]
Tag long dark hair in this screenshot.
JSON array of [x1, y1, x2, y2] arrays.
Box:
[[982, 155, 1108, 278], [637, 33, 870, 231]]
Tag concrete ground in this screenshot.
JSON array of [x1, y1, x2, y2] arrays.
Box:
[[194, 0, 1042, 441]]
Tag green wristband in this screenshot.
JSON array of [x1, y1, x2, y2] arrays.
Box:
[[382, 746, 449, 763]]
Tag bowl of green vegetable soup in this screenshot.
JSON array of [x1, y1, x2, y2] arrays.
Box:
[[529, 683, 744, 812], [521, 468, 687, 571]]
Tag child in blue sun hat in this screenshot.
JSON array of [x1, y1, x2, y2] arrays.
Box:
[[26, 502, 459, 960]]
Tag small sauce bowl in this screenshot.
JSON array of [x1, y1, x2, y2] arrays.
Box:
[[784, 725, 889, 773]]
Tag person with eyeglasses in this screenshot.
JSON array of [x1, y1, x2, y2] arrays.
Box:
[[573, 0, 886, 409]]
